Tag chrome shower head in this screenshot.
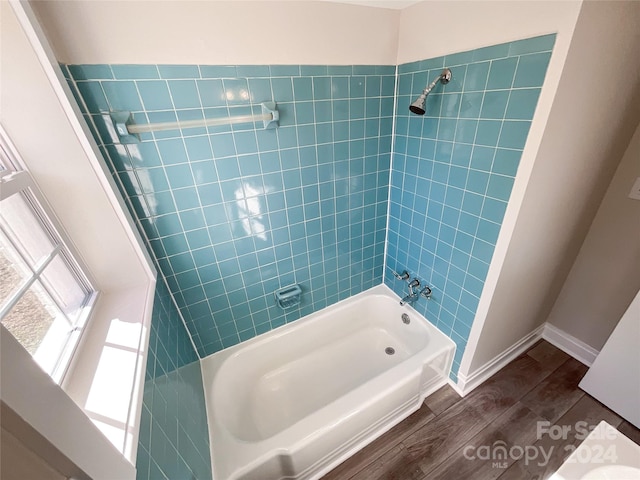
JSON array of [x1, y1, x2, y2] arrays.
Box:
[[409, 68, 452, 116], [409, 97, 427, 115]]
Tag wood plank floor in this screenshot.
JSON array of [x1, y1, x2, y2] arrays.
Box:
[[321, 340, 640, 480]]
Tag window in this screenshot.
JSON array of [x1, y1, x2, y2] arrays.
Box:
[[0, 128, 97, 383]]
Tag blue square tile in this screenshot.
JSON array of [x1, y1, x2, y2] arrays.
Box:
[[271, 78, 294, 102], [270, 65, 300, 76], [331, 77, 349, 99], [157, 138, 188, 165], [234, 131, 258, 155], [454, 119, 478, 144], [466, 170, 489, 194], [480, 91, 509, 119], [293, 77, 313, 101], [239, 154, 261, 176], [505, 88, 541, 120], [295, 101, 315, 124], [350, 76, 366, 97], [155, 213, 183, 236], [475, 219, 500, 246], [301, 65, 328, 76], [237, 65, 270, 77], [165, 164, 195, 189], [216, 157, 241, 180], [248, 78, 272, 102], [498, 121, 531, 149], [486, 174, 515, 201], [173, 187, 201, 210], [158, 65, 200, 79], [138, 81, 174, 111], [472, 43, 509, 62], [184, 136, 213, 162], [68, 64, 113, 80], [481, 197, 508, 223], [463, 62, 490, 91], [210, 134, 237, 158], [179, 207, 206, 230], [198, 183, 223, 206], [475, 120, 502, 146], [486, 57, 518, 90], [470, 146, 495, 171], [223, 79, 250, 104], [112, 64, 159, 79], [200, 65, 237, 78], [197, 79, 226, 107], [76, 82, 109, 113], [140, 167, 170, 193], [168, 80, 201, 109], [492, 148, 521, 177], [102, 81, 142, 111], [186, 229, 211, 250], [509, 34, 556, 56], [513, 52, 552, 88]]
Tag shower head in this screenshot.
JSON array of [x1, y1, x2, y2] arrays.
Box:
[[409, 68, 452, 115]]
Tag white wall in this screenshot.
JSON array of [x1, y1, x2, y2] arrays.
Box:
[[31, 0, 400, 65], [546, 121, 640, 350], [397, 0, 582, 64], [1, 0, 156, 473], [2, 2, 152, 291], [463, 0, 640, 375], [25, 0, 640, 391]]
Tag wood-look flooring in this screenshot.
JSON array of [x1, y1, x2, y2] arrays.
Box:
[[321, 340, 640, 480]]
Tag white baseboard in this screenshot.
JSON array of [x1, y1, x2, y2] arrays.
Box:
[[451, 323, 600, 397], [541, 323, 599, 367], [454, 324, 546, 396]]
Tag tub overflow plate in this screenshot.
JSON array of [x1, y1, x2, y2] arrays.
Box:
[[402, 313, 410, 324], [385, 347, 395, 355]]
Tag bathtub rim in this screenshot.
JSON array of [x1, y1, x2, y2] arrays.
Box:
[[201, 283, 456, 480], [203, 283, 438, 369]]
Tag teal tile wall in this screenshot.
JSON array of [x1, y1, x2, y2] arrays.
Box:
[[67, 64, 395, 359], [384, 34, 555, 380], [136, 281, 211, 480], [59, 65, 212, 480]]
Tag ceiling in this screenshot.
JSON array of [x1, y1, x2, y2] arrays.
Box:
[[301, 0, 422, 9]]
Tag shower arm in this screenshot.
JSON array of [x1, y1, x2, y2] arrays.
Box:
[[416, 69, 452, 102]]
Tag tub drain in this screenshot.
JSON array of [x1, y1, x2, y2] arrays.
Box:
[[385, 347, 395, 355]]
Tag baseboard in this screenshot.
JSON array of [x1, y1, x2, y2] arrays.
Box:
[[451, 323, 600, 397], [541, 323, 599, 367], [454, 324, 545, 396]]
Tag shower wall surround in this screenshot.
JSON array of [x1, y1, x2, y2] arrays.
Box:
[[384, 34, 555, 379], [68, 64, 395, 358], [136, 282, 212, 480], [58, 64, 212, 480]]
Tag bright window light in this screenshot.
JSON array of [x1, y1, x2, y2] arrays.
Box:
[[0, 128, 97, 383]]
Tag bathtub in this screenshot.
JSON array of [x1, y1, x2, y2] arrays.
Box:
[[201, 284, 455, 480]]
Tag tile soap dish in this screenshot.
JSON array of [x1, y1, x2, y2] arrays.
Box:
[[275, 284, 302, 309]]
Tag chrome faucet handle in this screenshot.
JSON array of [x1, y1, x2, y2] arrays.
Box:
[[408, 278, 420, 294], [393, 270, 410, 281], [420, 286, 432, 299]]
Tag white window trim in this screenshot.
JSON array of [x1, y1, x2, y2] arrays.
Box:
[[2, 1, 157, 477], [1, 129, 100, 384]]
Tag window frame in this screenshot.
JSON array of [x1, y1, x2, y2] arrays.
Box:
[[0, 127, 99, 383]]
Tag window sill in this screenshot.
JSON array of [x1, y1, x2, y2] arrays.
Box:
[[62, 283, 156, 464]]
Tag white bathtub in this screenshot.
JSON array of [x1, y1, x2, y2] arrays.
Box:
[[201, 284, 455, 480]]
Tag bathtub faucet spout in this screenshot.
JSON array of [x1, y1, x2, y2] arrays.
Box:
[[400, 292, 419, 306]]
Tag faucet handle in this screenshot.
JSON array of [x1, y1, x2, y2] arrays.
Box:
[[393, 270, 410, 281], [420, 286, 432, 299], [408, 278, 420, 295]]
